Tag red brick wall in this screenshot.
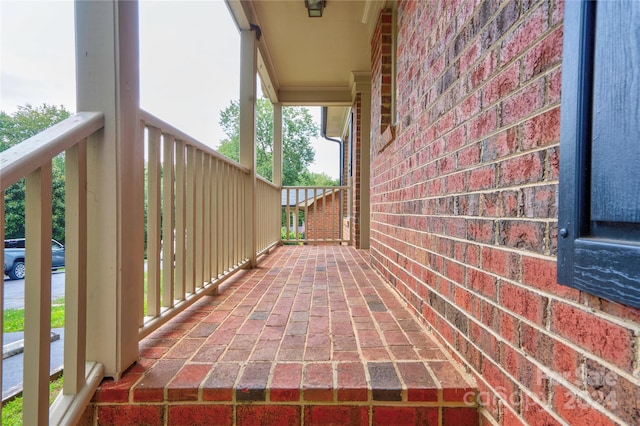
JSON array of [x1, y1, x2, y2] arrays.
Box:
[[351, 94, 363, 248], [306, 193, 341, 241], [369, 1, 640, 425], [371, 9, 394, 154]]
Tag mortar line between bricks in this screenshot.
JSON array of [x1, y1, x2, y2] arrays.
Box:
[[423, 281, 637, 405], [303, 246, 319, 363], [371, 224, 557, 260], [342, 248, 381, 365], [350, 250, 410, 393], [95, 246, 479, 422], [372, 236, 578, 320], [360, 259, 428, 367], [363, 248, 492, 402], [220, 248, 292, 364], [424, 364, 444, 405], [244, 246, 297, 364], [373, 180, 561, 202], [335, 247, 372, 401], [92, 401, 474, 407]]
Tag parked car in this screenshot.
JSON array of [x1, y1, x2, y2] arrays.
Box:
[[3, 238, 65, 280]]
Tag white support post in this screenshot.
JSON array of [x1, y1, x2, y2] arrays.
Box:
[[273, 103, 283, 242], [75, 0, 143, 378], [351, 73, 372, 249], [273, 103, 283, 187], [239, 28, 258, 267]]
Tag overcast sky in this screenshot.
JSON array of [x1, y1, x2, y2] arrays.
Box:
[[0, 0, 339, 179]]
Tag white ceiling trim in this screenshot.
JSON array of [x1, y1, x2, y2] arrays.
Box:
[[278, 88, 353, 106]]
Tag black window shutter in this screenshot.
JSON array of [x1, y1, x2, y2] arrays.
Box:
[[558, 0, 640, 309]]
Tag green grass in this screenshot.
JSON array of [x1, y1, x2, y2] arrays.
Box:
[[143, 270, 165, 316], [2, 299, 66, 424], [3, 297, 66, 333], [1, 375, 64, 426]]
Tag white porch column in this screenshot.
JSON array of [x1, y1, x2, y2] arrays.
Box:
[[239, 28, 258, 267], [75, 0, 143, 378], [273, 103, 283, 187]]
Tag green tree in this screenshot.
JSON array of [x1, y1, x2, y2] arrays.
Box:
[[297, 171, 339, 186], [216, 98, 318, 185], [1, 104, 71, 243]]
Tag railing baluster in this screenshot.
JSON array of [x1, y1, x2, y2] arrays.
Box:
[[175, 139, 186, 301], [185, 145, 196, 294], [313, 188, 319, 241], [195, 149, 204, 289], [147, 127, 161, 317], [328, 188, 332, 241], [304, 187, 310, 241], [279, 186, 351, 245], [230, 166, 233, 267], [203, 155, 212, 284], [295, 188, 299, 240], [215, 158, 222, 278], [137, 111, 281, 337], [162, 134, 175, 308], [258, 181, 263, 249], [138, 122, 147, 328], [23, 163, 53, 426], [285, 187, 290, 241], [234, 169, 239, 265], [236, 170, 240, 264], [224, 163, 230, 271], [64, 141, 88, 395], [209, 158, 217, 288], [230, 167, 235, 267], [0, 193, 4, 404], [337, 188, 341, 241]]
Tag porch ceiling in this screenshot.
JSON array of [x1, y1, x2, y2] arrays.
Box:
[[229, 0, 385, 136]]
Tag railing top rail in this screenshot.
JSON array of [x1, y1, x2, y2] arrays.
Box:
[[257, 175, 280, 190], [282, 185, 349, 190], [140, 109, 250, 174], [0, 111, 104, 191]]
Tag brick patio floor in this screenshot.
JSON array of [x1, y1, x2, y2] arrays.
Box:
[[85, 245, 478, 425]]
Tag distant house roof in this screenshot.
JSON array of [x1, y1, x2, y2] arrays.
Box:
[[281, 188, 338, 207]]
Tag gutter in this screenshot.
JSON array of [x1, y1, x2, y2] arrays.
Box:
[[321, 107, 344, 186]]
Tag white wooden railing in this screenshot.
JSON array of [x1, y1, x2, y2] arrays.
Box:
[[282, 186, 351, 244], [0, 109, 338, 423], [0, 112, 105, 425], [139, 110, 280, 338], [257, 177, 282, 254]]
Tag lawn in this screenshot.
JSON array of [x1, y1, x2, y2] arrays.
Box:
[[3, 297, 65, 333], [2, 297, 66, 424], [1, 375, 64, 426]]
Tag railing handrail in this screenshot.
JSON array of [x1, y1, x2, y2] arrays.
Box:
[[257, 175, 280, 190], [140, 109, 250, 174], [0, 112, 105, 191], [282, 185, 349, 189]]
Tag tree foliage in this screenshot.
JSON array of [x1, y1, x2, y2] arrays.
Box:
[[297, 172, 339, 186], [216, 98, 322, 186], [1, 104, 70, 243]]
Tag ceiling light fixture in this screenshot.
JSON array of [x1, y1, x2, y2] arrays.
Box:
[[305, 0, 325, 17]]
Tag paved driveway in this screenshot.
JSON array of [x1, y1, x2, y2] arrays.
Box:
[[3, 271, 66, 310]]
